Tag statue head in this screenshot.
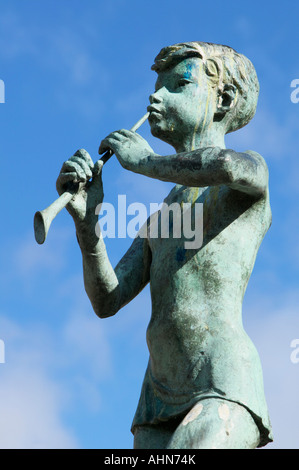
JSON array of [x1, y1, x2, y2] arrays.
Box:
[[148, 42, 259, 151]]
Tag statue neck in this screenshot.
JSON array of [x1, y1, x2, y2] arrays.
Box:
[[175, 126, 226, 153]]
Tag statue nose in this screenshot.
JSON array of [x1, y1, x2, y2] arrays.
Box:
[[149, 90, 164, 104]]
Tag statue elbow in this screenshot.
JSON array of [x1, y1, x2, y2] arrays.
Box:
[[89, 293, 119, 319]]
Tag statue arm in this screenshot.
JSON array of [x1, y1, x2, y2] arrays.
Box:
[[77, 227, 151, 319], [56, 148, 151, 319], [131, 147, 268, 197]]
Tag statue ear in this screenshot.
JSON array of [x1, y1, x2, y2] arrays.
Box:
[[216, 84, 237, 115]]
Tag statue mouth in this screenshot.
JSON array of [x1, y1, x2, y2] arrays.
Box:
[[149, 112, 162, 121], [148, 108, 164, 123], [147, 105, 163, 117]]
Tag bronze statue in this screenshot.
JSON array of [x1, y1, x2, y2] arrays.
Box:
[[53, 42, 272, 449]]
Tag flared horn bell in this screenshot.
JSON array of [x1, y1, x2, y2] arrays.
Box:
[[34, 191, 74, 244]]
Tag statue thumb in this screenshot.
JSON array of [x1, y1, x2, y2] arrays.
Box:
[[92, 160, 104, 182]]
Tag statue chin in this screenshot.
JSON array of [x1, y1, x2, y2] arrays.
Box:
[[149, 121, 176, 147]]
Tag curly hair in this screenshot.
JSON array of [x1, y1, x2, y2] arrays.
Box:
[[151, 42, 259, 134]]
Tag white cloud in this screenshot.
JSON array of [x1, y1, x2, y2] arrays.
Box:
[[244, 292, 299, 449], [0, 315, 78, 448], [8, 228, 73, 297], [63, 309, 113, 380], [0, 295, 114, 448], [15, 229, 71, 276], [0, 367, 78, 449]]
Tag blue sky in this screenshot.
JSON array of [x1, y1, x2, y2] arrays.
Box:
[[0, 0, 298, 449]]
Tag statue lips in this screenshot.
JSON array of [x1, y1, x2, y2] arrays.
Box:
[[147, 105, 163, 121]]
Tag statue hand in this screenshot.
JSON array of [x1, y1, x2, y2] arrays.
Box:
[[99, 129, 155, 171], [56, 149, 104, 223]]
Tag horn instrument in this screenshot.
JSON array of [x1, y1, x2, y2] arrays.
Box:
[[34, 112, 149, 245]]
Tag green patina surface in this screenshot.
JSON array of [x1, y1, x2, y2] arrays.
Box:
[[56, 42, 272, 449]]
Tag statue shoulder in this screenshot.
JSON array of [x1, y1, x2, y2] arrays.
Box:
[[244, 150, 269, 178]]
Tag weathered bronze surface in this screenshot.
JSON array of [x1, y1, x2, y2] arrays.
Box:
[[56, 42, 272, 449]]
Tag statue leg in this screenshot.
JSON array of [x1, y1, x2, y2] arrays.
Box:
[[133, 418, 180, 449], [166, 398, 260, 449]]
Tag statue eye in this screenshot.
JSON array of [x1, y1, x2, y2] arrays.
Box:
[[178, 79, 191, 88]]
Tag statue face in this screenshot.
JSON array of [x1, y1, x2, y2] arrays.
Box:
[[148, 57, 215, 150]]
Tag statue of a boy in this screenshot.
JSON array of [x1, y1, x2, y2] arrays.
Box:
[[56, 42, 273, 449]]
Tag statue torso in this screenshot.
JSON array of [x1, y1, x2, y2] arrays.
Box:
[[145, 183, 271, 401]]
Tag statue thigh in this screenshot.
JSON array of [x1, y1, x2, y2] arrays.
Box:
[[134, 398, 260, 449]]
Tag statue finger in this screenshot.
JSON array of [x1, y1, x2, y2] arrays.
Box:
[[70, 155, 93, 180], [61, 160, 88, 183]]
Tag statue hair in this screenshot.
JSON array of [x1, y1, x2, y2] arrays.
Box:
[[152, 42, 259, 134]]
